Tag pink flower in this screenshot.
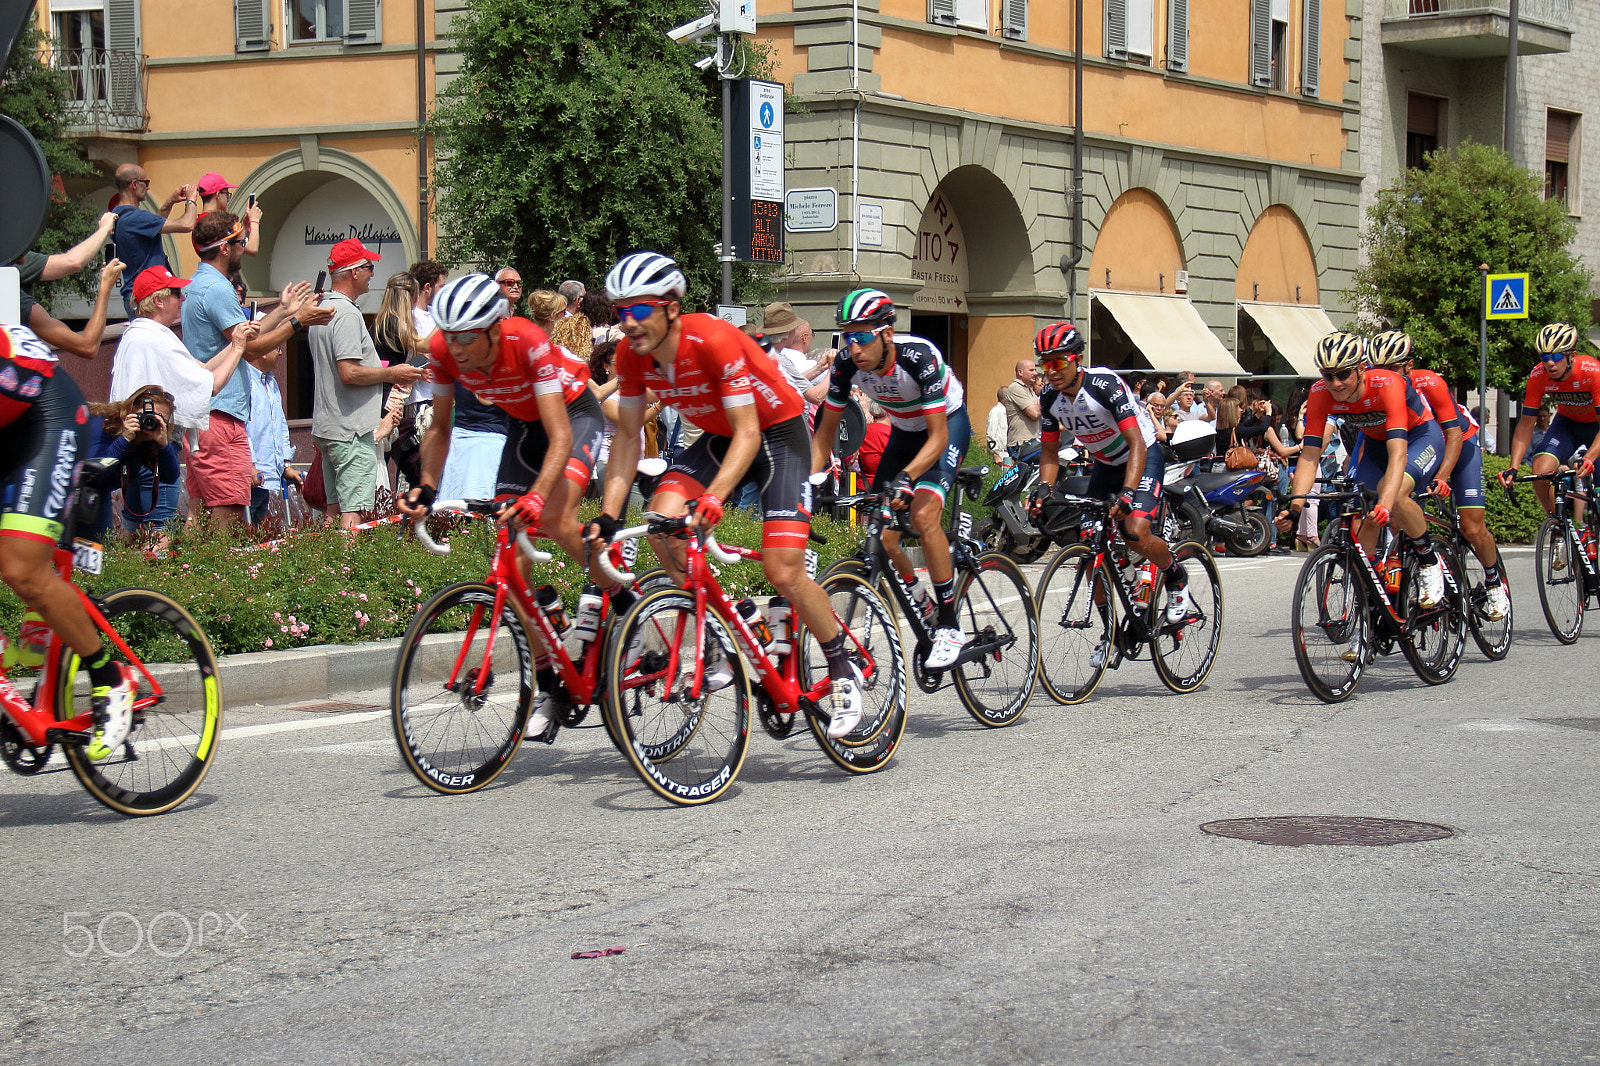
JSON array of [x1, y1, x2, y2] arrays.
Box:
[[281, 626, 288, 633], [264, 638, 273, 648], [358, 593, 368, 602]]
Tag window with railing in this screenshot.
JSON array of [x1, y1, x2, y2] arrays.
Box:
[[1386, 0, 1573, 31], [49, 5, 147, 134]]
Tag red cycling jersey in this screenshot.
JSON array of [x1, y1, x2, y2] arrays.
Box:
[[1521, 353, 1600, 423], [427, 316, 589, 423], [615, 313, 804, 436], [1301, 367, 1434, 447], [1408, 366, 1476, 444]]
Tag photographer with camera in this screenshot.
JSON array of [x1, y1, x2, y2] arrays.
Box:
[[85, 386, 181, 556]]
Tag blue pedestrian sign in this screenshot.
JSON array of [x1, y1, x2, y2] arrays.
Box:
[[759, 101, 775, 129], [1485, 272, 1530, 320]]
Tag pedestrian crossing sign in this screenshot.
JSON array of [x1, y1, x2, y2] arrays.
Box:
[[1485, 272, 1530, 320]]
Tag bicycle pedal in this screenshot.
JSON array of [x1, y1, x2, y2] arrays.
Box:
[[46, 727, 92, 746]]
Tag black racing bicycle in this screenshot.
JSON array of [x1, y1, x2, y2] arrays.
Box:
[[1423, 491, 1513, 660], [1511, 469, 1599, 644]]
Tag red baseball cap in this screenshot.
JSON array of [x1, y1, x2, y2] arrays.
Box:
[[328, 238, 382, 271], [196, 172, 238, 197], [132, 265, 191, 303]]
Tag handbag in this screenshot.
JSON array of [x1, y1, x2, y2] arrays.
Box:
[[1224, 429, 1257, 471], [302, 444, 328, 511]]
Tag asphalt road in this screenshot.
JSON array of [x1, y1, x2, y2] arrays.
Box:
[[3, 546, 1598, 1065]]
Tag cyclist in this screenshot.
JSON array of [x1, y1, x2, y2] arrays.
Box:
[[583, 251, 863, 739], [1370, 329, 1509, 622], [1496, 323, 1600, 522], [396, 273, 608, 742], [1277, 331, 1446, 607], [810, 288, 970, 669], [1027, 322, 1195, 652], [0, 323, 237, 760]]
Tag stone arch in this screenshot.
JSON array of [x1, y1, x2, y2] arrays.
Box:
[[1235, 205, 1319, 304], [924, 164, 1034, 296], [1088, 189, 1186, 294]]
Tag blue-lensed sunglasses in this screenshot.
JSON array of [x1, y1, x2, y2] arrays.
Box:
[[843, 328, 883, 347], [1542, 350, 1573, 363], [616, 300, 668, 322]]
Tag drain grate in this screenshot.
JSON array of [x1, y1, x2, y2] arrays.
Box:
[[1532, 718, 1600, 733], [287, 701, 382, 714], [1200, 815, 1455, 847]]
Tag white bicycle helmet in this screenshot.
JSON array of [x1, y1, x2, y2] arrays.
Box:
[[605, 252, 686, 302], [432, 273, 508, 332]]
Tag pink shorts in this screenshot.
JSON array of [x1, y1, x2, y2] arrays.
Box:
[[184, 411, 254, 508]]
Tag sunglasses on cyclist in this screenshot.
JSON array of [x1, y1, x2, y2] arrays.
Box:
[[1542, 350, 1573, 363], [1040, 356, 1075, 372], [616, 300, 669, 322], [443, 328, 487, 345], [843, 328, 885, 347], [1320, 367, 1358, 383]]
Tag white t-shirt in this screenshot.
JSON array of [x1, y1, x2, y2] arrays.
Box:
[[986, 401, 1008, 455], [775, 346, 812, 395], [409, 306, 435, 402], [110, 317, 215, 431]]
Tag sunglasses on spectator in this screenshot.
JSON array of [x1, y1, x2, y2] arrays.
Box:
[[616, 300, 669, 322], [843, 328, 885, 347], [500, 280, 522, 290], [1320, 367, 1358, 383], [443, 329, 487, 345]]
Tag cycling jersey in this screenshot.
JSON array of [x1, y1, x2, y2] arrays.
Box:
[[1039, 369, 1156, 466], [659, 417, 813, 550], [0, 324, 61, 431], [494, 388, 607, 499], [615, 313, 804, 436], [427, 316, 588, 423], [1409, 367, 1477, 443], [1300, 368, 1433, 450], [823, 335, 964, 431], [1521, 353, 1600, 423]]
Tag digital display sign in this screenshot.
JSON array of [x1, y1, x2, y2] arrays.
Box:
[[749, 200, 783, 263]]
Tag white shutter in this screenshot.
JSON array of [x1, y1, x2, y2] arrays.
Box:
[[1249, 0, 1273, 87], [1301, 0, 1321, 97], [928, 0, 958, 27], [1167, 0, 1188, 73], [105, 0, 140, 114], [344, 0, 382, 45], [235, 0, 270, 52], [1104, 0, 1128, 60], [1002, 0, 1027, 41]]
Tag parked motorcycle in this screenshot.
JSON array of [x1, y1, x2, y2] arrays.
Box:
[[1164, 421, 1275, 557], [977, 443, 1089, 561]]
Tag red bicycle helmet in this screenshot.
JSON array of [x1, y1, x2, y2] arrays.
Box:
[[1034, 322, 1085, 361]]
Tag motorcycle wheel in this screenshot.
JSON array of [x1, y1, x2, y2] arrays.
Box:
[[1223, 507, 1274, 557], [976, 518, 1048, 563]]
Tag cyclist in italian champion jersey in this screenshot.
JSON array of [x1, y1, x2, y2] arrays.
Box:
[[583, 252, 864, 739], [1370, 330, 1509, 621], [0, 323, 178, 761], [1026, 322, 1196, 629], [397, 273, 608, 740], [1278, 331, 1446, 607], [1496, 323, 1600, 518], [811, 288, 972, 669]]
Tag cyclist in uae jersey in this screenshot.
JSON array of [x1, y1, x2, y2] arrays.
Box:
[[1497, 323, 1600, 518], [398, 273, 607, 742], [1369, 330, 1508, 621], [811, 288, 972, 669], [1027, 322, 1196, 628], [1280, 331, 1446, 607], [0, 323, 170, 761], [584, 252, 865, 741]]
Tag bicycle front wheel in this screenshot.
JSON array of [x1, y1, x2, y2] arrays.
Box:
[[1290, 546, 1368, 703], [57, 587, 222, 816], [1151, 542, 1223, 694], [392, 582, 531, 795], [1399, 548, 1466, 685], [1034, 544, 1114, 705], [604, 587, 750, 806], [952, 552, 1039, 726], [798, 572, 907, 774], [1453, 537, 1512, 660], [1534, 518, 1585, 643]]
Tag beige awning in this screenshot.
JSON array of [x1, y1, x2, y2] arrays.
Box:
[[1092, 291, 1246, 376], [1238, 301, 1339, 377]]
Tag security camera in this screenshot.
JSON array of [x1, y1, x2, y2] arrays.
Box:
[[668, 12, 717, 43], [693, 54, 717, 71]]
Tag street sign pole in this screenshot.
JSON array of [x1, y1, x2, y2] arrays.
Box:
[[1479, 262, 1490, 438], [721, 42, 733, 306]]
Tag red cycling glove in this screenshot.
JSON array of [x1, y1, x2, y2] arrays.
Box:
[[1370, 504, 1391, 527], [1430, 478, 1451, 499], [1579, 457, 1596, 479], [697, 495, 725, 527], [505, 491, 545, 531]]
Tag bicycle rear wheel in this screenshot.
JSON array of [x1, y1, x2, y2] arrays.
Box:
[[1534, 518, 1585, 643], [1290, 546, 1368, 703], [57, 587, 222, 816], [392, 582, 530, 795], [604, 587, 750, 806], [951, 552, 1039, 726], [1034, 544, 1113, 705], [1398, 549, 1466, 685], [1151, 542, 1224, 693], [1451, 537, 1512, 660], [798, 571, 907, 774]]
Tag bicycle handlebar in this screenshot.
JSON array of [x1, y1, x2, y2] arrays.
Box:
[[410, 500, 553, 563], [592, 513, 744, 585]]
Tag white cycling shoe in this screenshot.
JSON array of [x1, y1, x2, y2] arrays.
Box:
[[1483, 582, 1510, 622], [826, 664, 865, 739], [1164, 583, 1197, 625], [1417, 562, 1445, 609], [525, 691, 556, 740], [925, 627, 966, 670]]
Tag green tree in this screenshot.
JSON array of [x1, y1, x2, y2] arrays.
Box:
[[428, 0, 775, 308], [0, 24, 98, 298], [1348, 140, 1593, 392]]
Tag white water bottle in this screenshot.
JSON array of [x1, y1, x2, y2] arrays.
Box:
[[571, 583, 603, 653], [766, 596, 792, 660]]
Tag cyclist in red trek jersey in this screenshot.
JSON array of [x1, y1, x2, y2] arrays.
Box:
[[1278, 331, 1447, 608], [1497, 323, 1600, 520], [583, 251, 864, 740], [398, 273, 609, 740]]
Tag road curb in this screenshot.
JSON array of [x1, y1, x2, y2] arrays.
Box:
[[219, 638, 404, 706]]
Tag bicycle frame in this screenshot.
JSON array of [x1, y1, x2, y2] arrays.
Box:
[[1517, 469, 1600, 590], [1063, 497, 1167, 651]]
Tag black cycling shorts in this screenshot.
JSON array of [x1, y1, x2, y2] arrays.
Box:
[[0, 368, 88, 547], [658, 416, 813, 550], [495, 388, 607, 500]]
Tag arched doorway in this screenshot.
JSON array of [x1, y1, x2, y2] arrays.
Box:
[[1235, 205, 1334, 405]]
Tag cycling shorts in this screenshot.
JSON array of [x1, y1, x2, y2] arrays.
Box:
[[1449, 434, 1486, 510], [658, 416, 812, 550], [0, 369, 88, 547], [1352, 418, 1443, 493], [870, 406, 973, 504], [1534, 412, 1593, 466], [1085, 446, 1165, 521], [495, 388, 606, 500]]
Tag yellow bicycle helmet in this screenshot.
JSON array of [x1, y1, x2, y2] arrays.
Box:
[[1314, 331, 1367, 372], [1368, 330, 1414, 368], [1536, 322, 1579, 356]]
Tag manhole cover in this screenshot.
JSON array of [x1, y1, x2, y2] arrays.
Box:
[[1532, 718, 1600, 733], [1199, 816, 1455, 847]]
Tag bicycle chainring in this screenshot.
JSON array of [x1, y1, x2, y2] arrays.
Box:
[[556, 694, 587, 728], [757, 695, 796, 739], [914, 656, 945, 694], [0, 717, 52, 775]]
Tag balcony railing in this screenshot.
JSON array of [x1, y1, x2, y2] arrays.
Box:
[[1385, 0, 1572, 33], [49, 48, 148, 134]]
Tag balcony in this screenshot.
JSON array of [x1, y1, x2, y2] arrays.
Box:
[[49, 48, 148, 135], [1382, 0, 1572, 58]]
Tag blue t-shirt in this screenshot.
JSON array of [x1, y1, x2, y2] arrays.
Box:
[[180, 262, 250, 421], [112, 206, 170, 299], [451, 382, 508, 434]]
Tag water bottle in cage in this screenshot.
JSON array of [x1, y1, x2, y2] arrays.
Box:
[[570, 584, 604, 655], [766, 596, 792, 662], [535, 585, 570, 637], [735, 598, 774, 650]]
